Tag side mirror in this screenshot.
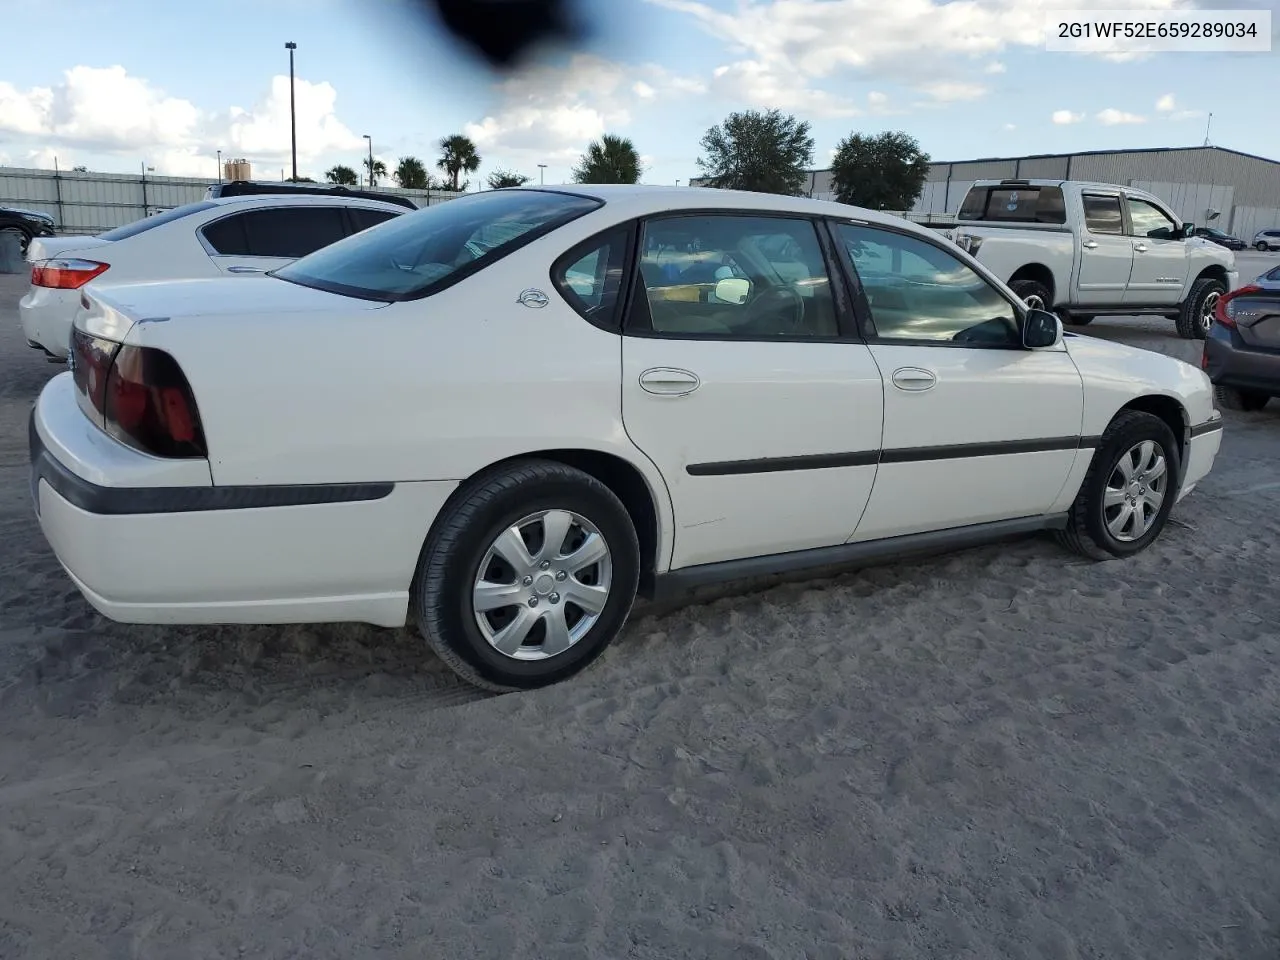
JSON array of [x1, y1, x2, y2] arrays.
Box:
[[1183, 222, 1196, 239], [714, 277, 751, 305], [1022, 308, 1061, 349]]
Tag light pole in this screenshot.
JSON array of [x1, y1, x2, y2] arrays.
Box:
[[217, 149, 222, 183], [538, 163, 547, 185], [285, 42, 298, 181], [363, 134, 374, 188]]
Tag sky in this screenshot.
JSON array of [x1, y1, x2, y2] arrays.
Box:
[[0, 0, 1276, 189]]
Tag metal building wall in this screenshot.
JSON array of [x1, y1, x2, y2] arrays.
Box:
[[0, 166, 463, 235]]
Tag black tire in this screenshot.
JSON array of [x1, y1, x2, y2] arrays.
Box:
[[1064, 314, 1094, 326], [1055, 410, 1182, 561], [1175, 276, 1225, 340], [413, 459, 640, 692], [1258, 241, 1270, 252], [1009, 278, 1052, 312], [1215, 384, 1270, 412]]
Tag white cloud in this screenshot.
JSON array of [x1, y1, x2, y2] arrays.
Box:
[[1052, 109, 1085, 124], [0, 64, 364, 178], [709, 61, 860, 117], [985, 62, 1007, 74], [462, 54, 705, 169], [1097, 108, 1146, 125], [646, 0, 1190, 109], [1003, 123, 1017, 131], [1156, 93, 1176, 112]]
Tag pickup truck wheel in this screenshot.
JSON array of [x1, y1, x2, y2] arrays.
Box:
[[1063, 314, 1093, 326], [1214, 384, 1270, 412], [1175, 276, 1224, 341], [1055, 410, 1181, 561], [1009, 279, 1051, 312]]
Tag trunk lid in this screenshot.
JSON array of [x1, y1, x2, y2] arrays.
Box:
[[1231, 282, 1280, 351], [26, 235, 113, 263]]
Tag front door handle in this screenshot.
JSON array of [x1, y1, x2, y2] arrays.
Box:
[[1082, 239, 1099, 250], [639, 367, 701, 396], [891, 367, 937, 392], [226, 265, 265, 274], [1133, 242, 1148, 253]]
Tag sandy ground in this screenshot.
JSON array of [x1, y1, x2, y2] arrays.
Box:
[[2, 258, 1280, 960]]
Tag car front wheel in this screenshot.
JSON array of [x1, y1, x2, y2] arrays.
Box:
[[413, 459, 641, 691], [1175, 276, 1225, 340], [1056, 410, 1181, 561]]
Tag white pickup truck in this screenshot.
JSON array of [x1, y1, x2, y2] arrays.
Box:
[[951, 179, 1237, 340]]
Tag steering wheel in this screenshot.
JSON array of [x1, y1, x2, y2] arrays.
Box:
[[741, 285, 805, 334]]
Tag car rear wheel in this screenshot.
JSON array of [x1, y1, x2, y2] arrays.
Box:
[[1009, 278, 1052, 313], [1055, 410, 1181, 561], [1062, 313, 1093, 326], [1258, 241, 1270, 252], [1214, 384, 1270, 412], [413, 459, 640, 691], [1175, 276, 1224, 340]]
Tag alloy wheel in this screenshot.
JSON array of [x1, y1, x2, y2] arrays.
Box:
[[1200, 289, 1221, 334]]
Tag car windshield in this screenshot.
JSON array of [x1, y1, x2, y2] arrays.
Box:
[[274, 189, 602, 301]]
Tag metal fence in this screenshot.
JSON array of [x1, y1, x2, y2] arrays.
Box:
[[0, 166, 463, 236]]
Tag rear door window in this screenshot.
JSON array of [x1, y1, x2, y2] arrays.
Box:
[[241, 207, 348, 258], [1082, 195, 1123, 235], [348, 207, 401, 234]]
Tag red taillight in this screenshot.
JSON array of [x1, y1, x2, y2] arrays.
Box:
[[71, 329, 206, 459], [1214, 285, 1260, 329], [31, 258, 109, 289]]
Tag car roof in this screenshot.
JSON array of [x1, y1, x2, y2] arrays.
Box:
[[205, 194, 411, 212], [523, 184, 922, 233]]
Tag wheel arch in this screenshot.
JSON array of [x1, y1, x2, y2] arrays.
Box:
[[1007, 263, 1056, 304], [1191, 263, 1230, 289], [1114, 393, 1189, 464], [423, 447, 674, 599]]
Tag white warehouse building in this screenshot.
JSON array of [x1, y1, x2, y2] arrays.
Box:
[[799, 146, 1280, 240]]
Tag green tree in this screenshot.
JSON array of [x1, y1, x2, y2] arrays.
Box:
[[437, 134, 481, 192], [572, 134, 642, 184], [487, 169, 531, 189], [394, 156, 431, 189], [363, 156, 388, 188], [696, 109, 814, 196], [829, 131, 931, 211], [286, 176, 316, 183], [326, 164, 358, 186]]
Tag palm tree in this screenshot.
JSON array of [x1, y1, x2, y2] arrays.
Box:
[[325, 164, 357, 186], [363, 156, 388, 188], [487, 169, 531, 189], [437, 134, 481, 192], [394, 156, 430, 190], [572, 134, 642, 184]]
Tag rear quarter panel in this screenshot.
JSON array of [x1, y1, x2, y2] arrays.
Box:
[[119, 227, 677, 567], [958, 223, 1075, 299]]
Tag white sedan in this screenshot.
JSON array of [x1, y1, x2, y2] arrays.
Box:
[[19, 193, 409, 359], [29, 185, 1223, 691]]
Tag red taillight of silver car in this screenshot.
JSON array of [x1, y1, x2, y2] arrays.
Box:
[[30, 258, 109, 289], [1213, 285, 1261, 329], [70, 328, 207, 459]]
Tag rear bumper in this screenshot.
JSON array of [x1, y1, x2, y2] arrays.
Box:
[[1203, 324, 1280, 395], [30, 376, 457, 628], [18, 285, 79, 359]]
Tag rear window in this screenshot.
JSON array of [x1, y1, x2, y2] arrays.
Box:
[[275, 189, 602, 301], [98, 201, 219, 241], [958, 185, 1066, 224]]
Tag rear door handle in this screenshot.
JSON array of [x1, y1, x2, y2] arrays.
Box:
[[226, 265, 264, 274], [891, 367, 937, 392], [1082, 239, 1099, 250], [639, 367, 701, 396]]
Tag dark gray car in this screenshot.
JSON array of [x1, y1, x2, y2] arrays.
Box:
[[1203, 264, 1280, 411]]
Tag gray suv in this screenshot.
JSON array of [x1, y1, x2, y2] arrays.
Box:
[[1254, 229, 1280, 252]]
